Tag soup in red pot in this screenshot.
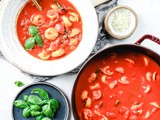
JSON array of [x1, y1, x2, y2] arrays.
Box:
[[74, 50, 160, 120]]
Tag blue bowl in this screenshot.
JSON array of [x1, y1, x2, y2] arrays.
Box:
[[12, 82, 70, 120]]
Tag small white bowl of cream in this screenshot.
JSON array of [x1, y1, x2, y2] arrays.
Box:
[[104, 5, 138, 39]]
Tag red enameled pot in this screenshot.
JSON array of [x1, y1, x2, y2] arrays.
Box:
[[71, 34, 160, 119]]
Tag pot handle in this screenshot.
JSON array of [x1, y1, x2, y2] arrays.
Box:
[[135, 34, 160, 45], [90, 0, 110, 7]]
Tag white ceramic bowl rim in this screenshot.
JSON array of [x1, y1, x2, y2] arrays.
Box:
[[0, 0, 98, 76]]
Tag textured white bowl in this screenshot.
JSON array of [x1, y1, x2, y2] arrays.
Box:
[[0, 0, 98, 76]]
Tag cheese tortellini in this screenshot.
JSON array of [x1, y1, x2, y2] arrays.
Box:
[[45, 27, 58, 40], [69, 37, 78, 46], [50, 4, 58, 12], [38, 50, 50, 60], [51, 48, 65, 57], [30, 14, 45, 26], [69, 12, 79, 22], [68, 28, 80, 38], [62, 16, 72, 28], [47, 9, 59, 20]]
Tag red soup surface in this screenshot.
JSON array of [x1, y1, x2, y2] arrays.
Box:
[[17, 0, 82, 60], [75, 51, 160, 120]]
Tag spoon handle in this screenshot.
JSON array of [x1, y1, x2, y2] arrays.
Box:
[[31, 0, 42, 11]]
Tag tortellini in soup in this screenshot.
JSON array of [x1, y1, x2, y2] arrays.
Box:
[[17, 0, 82, 60]]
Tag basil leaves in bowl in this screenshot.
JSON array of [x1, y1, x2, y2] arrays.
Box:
[[12, 82, 69, 120]]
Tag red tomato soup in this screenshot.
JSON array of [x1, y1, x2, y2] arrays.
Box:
[[75, 51, 160, 120], [17, 0, 82, 60]]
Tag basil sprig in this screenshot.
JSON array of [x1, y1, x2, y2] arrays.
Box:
[[35, 34, 43, 47], [15, 81, 25, 87], [29, 26, 38, 36], [14, 88, 59, 120], [24, 26, 43, 50]]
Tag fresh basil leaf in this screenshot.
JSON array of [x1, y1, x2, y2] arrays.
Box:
[[31, 88, 49, 100], [49, 99, 59, 109], [14, 100, 28, 109], [53, 108, 56, 113], [27, 95, 43, 105], [43, 99, 50, 104], [36, 115, 44, 120], [23, 95, 28, 101], [29, 26, 38, 36], [42, 117, 51, 120], [24, 37, 35, 50], [23, 106, 31, 118], [31, 111, 42, 117], [30, 105, 41, 111], [15, 81, 24, 87], [35, 35, 43, 47], [42, 104, 54, 118]]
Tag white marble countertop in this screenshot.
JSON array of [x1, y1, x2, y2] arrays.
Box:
[[0, 0, 160, 120]]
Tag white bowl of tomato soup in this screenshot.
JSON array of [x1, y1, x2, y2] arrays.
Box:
[[0, 0, 98, 76], [72, 35, 160, 120]]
